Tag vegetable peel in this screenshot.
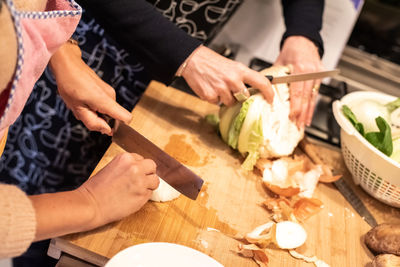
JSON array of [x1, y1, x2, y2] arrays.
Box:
[[257, 155, 323, 198], [289, 250, 330, 267]]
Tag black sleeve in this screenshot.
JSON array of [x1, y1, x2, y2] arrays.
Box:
[[76, 0, 202, 84], [281, 0, 325, 58]]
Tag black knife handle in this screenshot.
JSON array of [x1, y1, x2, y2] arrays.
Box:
[[246, 75, 273, 88], [97, 113, 116, 130], [265, 75, 273, 81]]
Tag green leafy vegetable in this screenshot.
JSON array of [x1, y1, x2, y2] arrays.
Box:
[[365, 117, 393, 156], [342, 105, 393, 156], [385, 98, 400, 113], [342, 105, 365, 136]]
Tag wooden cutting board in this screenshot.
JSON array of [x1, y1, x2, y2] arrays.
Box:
[[56, 81, 400, 267]]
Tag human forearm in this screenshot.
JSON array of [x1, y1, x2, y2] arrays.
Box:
[[30, 152, 159, 241], [281, 0, 324, 58], [76, 0, 202, 84], [29, 189, 98, 241]]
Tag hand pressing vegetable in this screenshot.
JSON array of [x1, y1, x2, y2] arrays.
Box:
[[365, 223, 400, 256], [216, 66, 304, 170]]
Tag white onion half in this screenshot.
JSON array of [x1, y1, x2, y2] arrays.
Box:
[[275, 221, 307, 249], [150, 176, 181, 202]]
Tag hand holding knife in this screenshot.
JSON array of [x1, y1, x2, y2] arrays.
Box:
[[100, 114, 204, 200]]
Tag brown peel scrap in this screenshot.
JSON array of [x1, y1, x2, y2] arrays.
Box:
[[263, 197, 294, 222], [244, 222, 276, 247], [237, 222, 275, 266], [293, 198, 324, 221], [264, 196, 324, 222], [238, 244, 269, 267], [254, 250, 270, 267], [318, 174, 342, 183], [289, 250, 330, 267], [264, 183, 300, 197]]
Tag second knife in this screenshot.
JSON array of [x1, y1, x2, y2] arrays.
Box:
[[104, 116, 204, 200]]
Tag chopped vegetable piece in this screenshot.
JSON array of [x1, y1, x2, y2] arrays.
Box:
[[275, 221, 307, 249]]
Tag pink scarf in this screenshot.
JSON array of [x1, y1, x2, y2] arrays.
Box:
[[0, 0, 82, 139]]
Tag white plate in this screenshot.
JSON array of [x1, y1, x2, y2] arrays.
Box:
[[105, 242, 224, 267]]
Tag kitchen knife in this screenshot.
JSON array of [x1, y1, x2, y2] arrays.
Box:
[[105, 117, 204, 200], [333, 178, 378, 227], [234, 69, 340, 101], [265, 69, 340, 84]]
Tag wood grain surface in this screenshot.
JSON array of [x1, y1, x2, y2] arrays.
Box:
[[57, 81, 400, 267]]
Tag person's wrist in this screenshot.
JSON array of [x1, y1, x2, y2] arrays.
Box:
[[175, 45, 203, 77], [73, 186, 102, 230], [284, 35, 321, 58], [49, 40, 82, 78]]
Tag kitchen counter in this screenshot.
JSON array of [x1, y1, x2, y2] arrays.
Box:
[[49, 81, 400, 267]]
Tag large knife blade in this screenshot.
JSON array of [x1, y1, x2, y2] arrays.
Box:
[[234, 69, 340, 101], [109, 119, 204, 200], [266, 69, 340, 84], [333, 178, 378, 227]]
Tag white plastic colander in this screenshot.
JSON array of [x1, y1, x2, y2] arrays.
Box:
[[332, 91, 400, 208]]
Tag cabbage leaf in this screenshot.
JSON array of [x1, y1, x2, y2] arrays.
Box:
[[342, 105, 393, 156], [219, 103, 241, 143], [241, 116, 264, 170], [227, 98, 254, 149], [237, 95, 266, 170]]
